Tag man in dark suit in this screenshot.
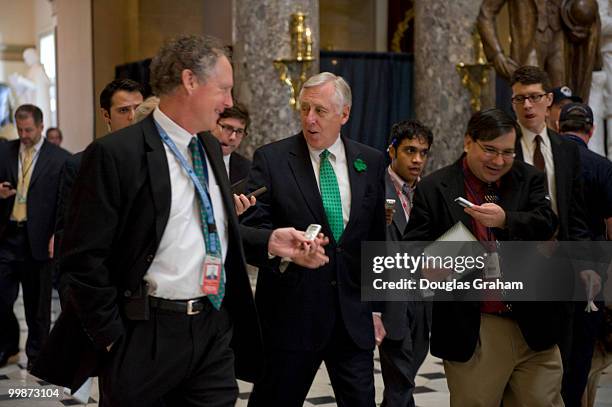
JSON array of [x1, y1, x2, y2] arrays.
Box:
[[32, 35, 327, 406], [509, 66, 595, 406], [210, 103, 251, 192], [404, 108, 561, 406], [244, 72, 386, 407], [379, 120, 433, 407], [0, 104, 69, 369]]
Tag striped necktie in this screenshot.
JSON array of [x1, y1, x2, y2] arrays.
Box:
[[188, 138, 224, 310]]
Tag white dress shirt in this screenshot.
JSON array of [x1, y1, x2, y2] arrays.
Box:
[[307, 135, 351, 228], [223, 154, 231, 177], [520, 125, 558, 214], [144, 108, 228, 300]]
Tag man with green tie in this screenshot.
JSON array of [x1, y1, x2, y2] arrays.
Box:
[[243, 72, 386, 407]]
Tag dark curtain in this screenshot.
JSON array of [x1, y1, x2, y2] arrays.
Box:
[[320, 51, 414, 153]]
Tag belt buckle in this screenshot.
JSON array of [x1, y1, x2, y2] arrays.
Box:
[[186, 299, 200, 315]]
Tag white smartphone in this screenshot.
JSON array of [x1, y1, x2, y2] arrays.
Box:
[[304, 224, 322, 241], [454, 197, 475, 208]]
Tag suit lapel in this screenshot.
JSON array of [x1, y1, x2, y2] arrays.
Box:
[[199, 132, 236, 223], [342, 137, 367, 242], [439, 160, 472, 230], [287, 134, 328, 226], [385, 172, 407, 235], [498, 163, 524, 212], [28, 140, 50, 188], [548, 131, 566, 212], [143, 116, 172, 245]]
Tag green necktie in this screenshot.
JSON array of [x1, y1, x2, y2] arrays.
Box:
[[189, 138, 224, 310], [319, 149, 344, 242]]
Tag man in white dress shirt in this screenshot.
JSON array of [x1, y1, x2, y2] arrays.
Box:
[[33, 35, 328, 407]]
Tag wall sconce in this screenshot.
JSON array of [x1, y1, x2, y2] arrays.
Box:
[[273, 12, 315, 110], [456, 30, 491, 112]]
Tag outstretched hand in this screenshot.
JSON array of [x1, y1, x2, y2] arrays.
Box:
[[464, 203, 506, 228], [268, 228, 330, 269]]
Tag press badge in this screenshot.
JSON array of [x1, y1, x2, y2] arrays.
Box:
[[201, 255, 222, 294], [484, 252, 501, 279]]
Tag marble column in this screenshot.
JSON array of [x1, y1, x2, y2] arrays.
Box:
[[233, 0, 319, 158], [414, 0, 483, 172]]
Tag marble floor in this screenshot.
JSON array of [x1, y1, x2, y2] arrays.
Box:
[[1, 291, 611, 406]]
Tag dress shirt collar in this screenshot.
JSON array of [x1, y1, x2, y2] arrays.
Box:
[[307, 134, 343, 162], [19, 134, 44, 155], [520, 125, 549, 148], [153, 107, 196, 153]]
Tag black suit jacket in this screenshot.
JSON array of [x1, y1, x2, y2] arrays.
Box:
[[515, 128, 590, 241], [241, 133, 386, 351], [0, 139, 69, 260], [404, 158, 561, 362], [229, 151, 251, 187], [381, 172, 432, 340], [32, 115, 266, 390]]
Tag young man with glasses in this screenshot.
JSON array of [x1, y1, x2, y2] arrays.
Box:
[[404, 108, 560, 406], [510, 65, 592, 407], [211, 103, 251, 192]]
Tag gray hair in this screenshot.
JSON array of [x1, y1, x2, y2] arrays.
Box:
[[300, 72, 352, 113], [150, 35, 230, 96]]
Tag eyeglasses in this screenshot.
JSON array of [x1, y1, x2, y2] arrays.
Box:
[[218, 123, 247, 137], [511, 93, 549, 105], [475, 140, 516, 159]]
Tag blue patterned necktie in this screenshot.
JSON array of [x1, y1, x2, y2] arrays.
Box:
[[188, 137, 224, 310], [319, 149, 344, 242]]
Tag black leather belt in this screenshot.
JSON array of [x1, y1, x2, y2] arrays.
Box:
[[149, 296, 211, 315]]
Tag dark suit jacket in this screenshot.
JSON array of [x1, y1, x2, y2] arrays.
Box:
[[32, 115, 266, 390], [404, 158, 561, 362], [54, 152, 82, 252], [381, 172, 431, 340], [0, 139, 69, 260], [229, 151, 251, 187], [241, 133, 386, 352], [515, 128, 590, 241]]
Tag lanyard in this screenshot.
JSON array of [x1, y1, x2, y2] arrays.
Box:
[[155, 122, 219, 255]]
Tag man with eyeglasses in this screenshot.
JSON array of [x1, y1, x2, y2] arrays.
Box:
[[378, 120, 433, 407], [510, 65, 592, 407], [404, 108, 560, 406], [210, 103, 251, 192]]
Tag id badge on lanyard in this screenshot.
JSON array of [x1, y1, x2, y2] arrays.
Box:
[[201, 255, 222, 294]]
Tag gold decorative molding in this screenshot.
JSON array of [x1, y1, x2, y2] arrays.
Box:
[[391, 8, 414, 53], [0, 44, 36, 62], [456, 30, 491, 112]]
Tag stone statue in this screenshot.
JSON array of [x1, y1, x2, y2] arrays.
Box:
[[596, 0, 612, 157], [8, 48, 52, 128], [477, 0, 601, 101]]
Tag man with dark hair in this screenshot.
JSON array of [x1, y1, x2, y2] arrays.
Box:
[[211, 103, 252, 190], [510, 65, 589, 242], [556, 102, 612, 406], [404, 108, 561, 405], [99, 78, 144, 132], [547, 86, 583, 133], [0, 104, 69, 369], [34, 35, 327, 406], [510, 65, 595, 406], [379, 120, 433, 407], [45, 127, 63, 146]]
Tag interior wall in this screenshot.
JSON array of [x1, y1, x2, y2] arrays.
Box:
[[320, 0, 377, 51], [56, 0, 93, 153]]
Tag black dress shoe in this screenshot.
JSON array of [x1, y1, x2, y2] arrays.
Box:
[[0, 349, 19, 368]]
